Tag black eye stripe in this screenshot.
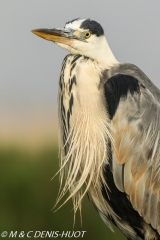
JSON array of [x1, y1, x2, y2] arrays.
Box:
[[80, 19, 104, 37]]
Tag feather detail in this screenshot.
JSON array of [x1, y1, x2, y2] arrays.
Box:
[[57, 54, 113, 217]]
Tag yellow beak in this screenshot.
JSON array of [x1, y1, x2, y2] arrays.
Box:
[[31, 28, 77, 45]]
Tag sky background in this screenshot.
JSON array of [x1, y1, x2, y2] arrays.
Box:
[[1, 0, 160, 145]]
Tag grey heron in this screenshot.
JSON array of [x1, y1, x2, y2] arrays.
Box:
[[32, 18, 160, 240]]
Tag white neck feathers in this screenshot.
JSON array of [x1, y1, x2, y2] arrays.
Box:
[[92, 36, 118, 69]]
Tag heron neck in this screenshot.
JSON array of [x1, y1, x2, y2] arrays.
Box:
[[95, 38, 118, 69]]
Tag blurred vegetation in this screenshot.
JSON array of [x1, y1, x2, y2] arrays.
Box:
[[0, 145, 125, 240]]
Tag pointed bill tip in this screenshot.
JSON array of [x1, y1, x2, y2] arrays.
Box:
[[31, 29, 48, 40]]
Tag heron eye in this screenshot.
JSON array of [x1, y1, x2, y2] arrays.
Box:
[[85, 31, 91, 39]]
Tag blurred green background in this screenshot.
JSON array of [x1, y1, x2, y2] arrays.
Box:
[[0, 144, 125, 240]]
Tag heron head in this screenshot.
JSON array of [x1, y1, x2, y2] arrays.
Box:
[[32, 18, 118, 68]]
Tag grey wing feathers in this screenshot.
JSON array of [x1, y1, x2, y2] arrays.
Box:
[[106, 63, 160, 102], [106, 64, 160, 233]]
